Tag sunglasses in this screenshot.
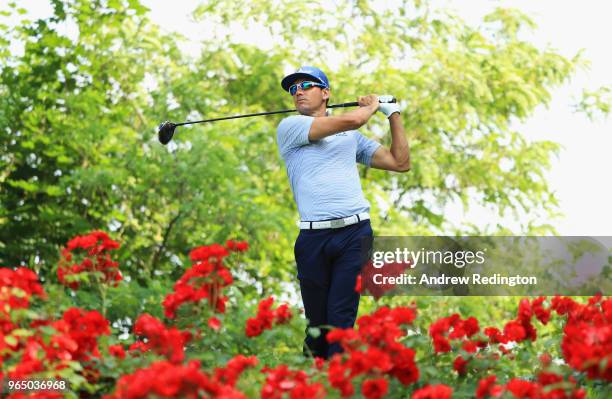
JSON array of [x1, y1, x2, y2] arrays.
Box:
[[289, 81, 326, 96]]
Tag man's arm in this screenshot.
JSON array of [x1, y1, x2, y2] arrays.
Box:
[[308, 94, 379, 141], [370, 113, 411, 172]]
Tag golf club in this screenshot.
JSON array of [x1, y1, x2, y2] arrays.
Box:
[[158, 95, 397, 145]]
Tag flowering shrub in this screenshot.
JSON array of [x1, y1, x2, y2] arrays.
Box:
[[552, 294, 611, 381], [1, 231, 610, 398], [245, 297, 293, 338], [260, 364, 326, 399], [104, 355, 258, 399], [326, 306, 419, 396], [57, 231, 122, 290], [162, 240, 248, 319], [132, 313, 192, 363]]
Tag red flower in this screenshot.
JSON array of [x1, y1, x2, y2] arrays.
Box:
[[432, 335, 451, 353], [274, 304, 293, 324], [109, 344, 126, 359], [531, 297, 551, 325], [214, 355, 258, 386], [453, 355, 468, 375], [226, 239, 249, 252], [245, 317, 264, 338], [261, 364, 325, 399], [133, 314, 190, 363], [539, 353, 552, 367], [208, 316, 222, 331], [551, 296, 579, 316], [314, 357, 325, 370], [389, 348, 419, 386], [475, 375, 503, 399], [355, 274, 362, 293], [461, 340, 478, 353], [361, 378, 388, 399], [412, 384, 453, 399], [484, 327, 505, 344], [505, 379, 537, 398], [391, 306, 417, 325], [502, 320, 526, 342]]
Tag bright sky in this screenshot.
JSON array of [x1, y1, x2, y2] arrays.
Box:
[[16, 0, 612, 236]]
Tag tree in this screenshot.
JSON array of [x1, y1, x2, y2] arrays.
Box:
[[0, 0, 584, 291]]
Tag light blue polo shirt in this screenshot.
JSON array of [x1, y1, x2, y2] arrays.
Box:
[[277, 114, 381, 221]]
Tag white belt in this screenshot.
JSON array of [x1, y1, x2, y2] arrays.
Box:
[[298, 213, 370, 230]]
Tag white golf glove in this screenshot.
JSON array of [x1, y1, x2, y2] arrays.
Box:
[[377, 95, 401, 118]]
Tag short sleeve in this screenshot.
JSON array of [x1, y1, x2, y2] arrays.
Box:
[[355, 132, 382, 166], [276, 115, 314, 156]]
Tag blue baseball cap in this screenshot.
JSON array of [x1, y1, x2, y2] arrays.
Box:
[[281, 66, 330, 92]]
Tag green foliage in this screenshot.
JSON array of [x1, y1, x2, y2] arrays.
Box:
[[575, 85, 612, 121], [0, 0, 585, 297]]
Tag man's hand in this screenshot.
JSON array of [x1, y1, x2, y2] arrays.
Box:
[[308, 94, 379, 141], [358, 94, 380, 111], [378, 99, 401, 118]]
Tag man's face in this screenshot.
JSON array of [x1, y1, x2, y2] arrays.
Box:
[[291, 78, 330, 114]]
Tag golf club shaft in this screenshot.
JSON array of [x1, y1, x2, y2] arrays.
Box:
[[174, 101, 360, 127]]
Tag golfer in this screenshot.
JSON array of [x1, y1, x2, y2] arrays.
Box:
[[276, 66, 410, 359]]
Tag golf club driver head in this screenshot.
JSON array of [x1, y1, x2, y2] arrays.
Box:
[[158, 121, 177, 145]]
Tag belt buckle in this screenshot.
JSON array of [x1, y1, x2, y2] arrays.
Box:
[[330, 219, 345, 228]]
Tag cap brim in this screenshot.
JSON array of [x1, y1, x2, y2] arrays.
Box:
[[281, 73, 326, 91]]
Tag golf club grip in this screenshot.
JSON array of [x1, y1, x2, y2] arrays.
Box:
[[329, 102, 359, 108]]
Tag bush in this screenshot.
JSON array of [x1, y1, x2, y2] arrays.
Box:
[[1, 231, 610, 398]]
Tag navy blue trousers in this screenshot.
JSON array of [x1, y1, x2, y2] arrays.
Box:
[[294, 219, 373, 359]]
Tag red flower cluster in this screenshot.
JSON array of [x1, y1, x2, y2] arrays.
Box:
[[429, 298, 555, 377], [483, 297, 551, 347], [552, 294, 611, 381], [245, 296, 293, 338], [412, 384, 453, 399], [1, 267, 46, 382], [261, 364, 326, 399], [0, 267, 46, 335], [57, 231, 122, 290], [429, 313, 487, 376], [214, 354, 258, 385], [133, 313, 192, 364], [109, 344, 126, 359], [326, 306, 419, 397], [358, 261, 412, 299], [1, 244, 115, 389], [163, 240, 247, 319], [429, 314, 480, 353], [106, 354, 256, 398], [105, 359, 244, 398], [361, 378, 388, 399], [476, 373, 586, 399], [51, 308, 110, 362], [5, 306, 109, 385], [225, 239, 249, 252]]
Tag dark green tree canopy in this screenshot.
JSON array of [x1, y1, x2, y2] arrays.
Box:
[[0, 0, 585, 287]]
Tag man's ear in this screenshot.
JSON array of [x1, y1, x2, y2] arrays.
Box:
[[322, 88, 330, 101]]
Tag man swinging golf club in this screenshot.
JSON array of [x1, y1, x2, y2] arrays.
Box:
[[277, 66, 410, 359]]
